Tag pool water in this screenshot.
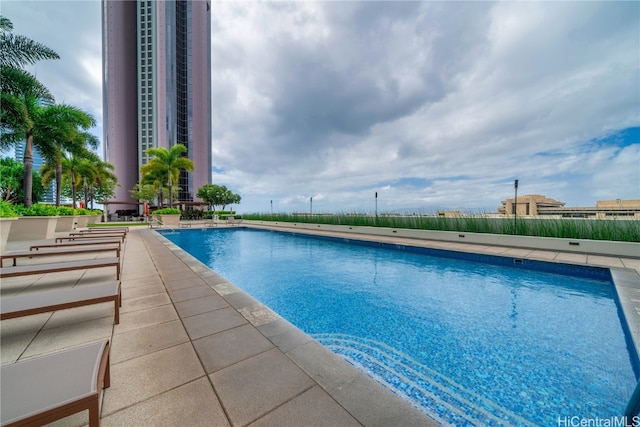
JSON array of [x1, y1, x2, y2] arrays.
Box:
[[161, 228, 637, 426]]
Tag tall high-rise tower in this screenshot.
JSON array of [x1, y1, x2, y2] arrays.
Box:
[[102, 0, 212, 209]]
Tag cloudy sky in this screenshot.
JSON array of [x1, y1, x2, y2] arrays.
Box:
[[3, 1, 639, 213]]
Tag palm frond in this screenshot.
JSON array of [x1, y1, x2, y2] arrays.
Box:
[[0, 16, 14, 32], [0, 33, 60, 68], [0, 66, 53, 100]]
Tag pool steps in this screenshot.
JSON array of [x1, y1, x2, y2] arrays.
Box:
[[317, 333, 536, 426]]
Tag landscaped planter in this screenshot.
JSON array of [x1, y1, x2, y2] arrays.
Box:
[[8, 216, 60, 241], [56, 216, 80, 232], [75, 216, 90, 229], [88, 214, 101, 225], [0, 218, 18, 252], [157, 214, 181, 227], [242, 220, 640, 258]]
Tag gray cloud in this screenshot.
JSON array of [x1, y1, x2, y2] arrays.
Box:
[[4, 1, 637, 213]]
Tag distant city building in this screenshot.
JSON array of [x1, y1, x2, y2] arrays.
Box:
[[437, 210, 462, 217], [102, 0, 212, 210], [498, 195, 640, 218]]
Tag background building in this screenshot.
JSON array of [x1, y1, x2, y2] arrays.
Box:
[[498, 195, 640, 218], [102, 0, 212, 211]]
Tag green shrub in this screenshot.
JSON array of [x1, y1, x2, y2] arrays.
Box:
[[153, 208, 181, 215], [75, 208, 91, 216], [0, 201, 19, 218], [57, 206, 76, 216], [181, 210, 203, 220], [14, 204, 59, 216]]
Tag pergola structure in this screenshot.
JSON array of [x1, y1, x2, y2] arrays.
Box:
[[101, 200, 209, 222]]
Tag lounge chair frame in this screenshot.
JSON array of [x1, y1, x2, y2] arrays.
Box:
[[82, 227, 129, 234], [1, 281, 122, 324], [56, 234, 125, 243], [30, 239, 122, 252], [0, 257, 121, 280], [69, 231, 126, 237], [2, 245, 121, 267]]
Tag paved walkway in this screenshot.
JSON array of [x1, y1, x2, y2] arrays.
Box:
[[1, 225, 639, 426], [1, 227, 430, 427]]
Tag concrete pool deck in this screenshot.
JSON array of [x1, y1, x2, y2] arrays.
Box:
[[1, 224, 639, 426]]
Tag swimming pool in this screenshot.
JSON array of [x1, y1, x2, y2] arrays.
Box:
[[160, 227, 637, 426]]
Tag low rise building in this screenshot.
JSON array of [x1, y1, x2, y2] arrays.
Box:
[[498, 195, 640, 218]]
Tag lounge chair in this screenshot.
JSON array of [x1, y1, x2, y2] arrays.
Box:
[[0, 340, 110, 427], [1, 281, 121, 324], [0, 257, 121, 280], [226, 216, 242, 226], [56, 234, 126, 243], [82, 227, 129, 234], [70, 232, 126, 239], [30, 239, 122, 252], [2, 244, 121, 267], [203, 215, 218, 227], [69, 231, 126, 238]]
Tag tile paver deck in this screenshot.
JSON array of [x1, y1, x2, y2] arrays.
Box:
[[1, 224, 638, 426]]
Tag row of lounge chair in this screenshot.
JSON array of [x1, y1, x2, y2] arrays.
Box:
[[1, 226, 128, 426]]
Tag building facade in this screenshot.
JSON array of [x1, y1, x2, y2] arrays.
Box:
[[498, 195, 640, 218], [102, 0, 212, 210]]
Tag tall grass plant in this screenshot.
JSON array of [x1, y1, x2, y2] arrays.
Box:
[[243, 213, 640, 243]]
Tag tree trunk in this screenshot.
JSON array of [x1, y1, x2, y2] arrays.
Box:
[[71, 177, 77, 208], [168, 174, 173, 208], [83, 179, 89, 209], [55, 161, 62, 207], [23, 132, 34, 207]]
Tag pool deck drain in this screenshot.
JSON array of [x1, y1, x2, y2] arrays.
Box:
[[1, 224, 638, 426]]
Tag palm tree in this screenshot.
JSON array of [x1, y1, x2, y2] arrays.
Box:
[[0, 67, 52, 130], [89, 159, 117, 209], [46, 151, 116, 209], [57, 148, 100, 208], [0, 16, 59, 207], [78, 152, 109, 208], [59, 153, 81, 208], [36, 105, 98, 206], [0, 16, 59, 68], [140, 144, 195, 208], [0, 15, 58, 134], [141, 167, 170, 208], [0, 73, 52, 207]]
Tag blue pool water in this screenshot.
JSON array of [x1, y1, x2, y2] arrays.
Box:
[[161, 228, 637, 426]]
